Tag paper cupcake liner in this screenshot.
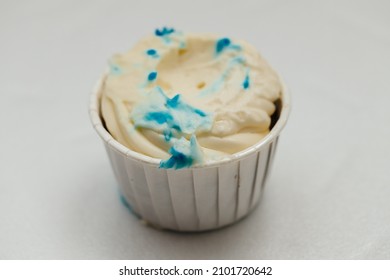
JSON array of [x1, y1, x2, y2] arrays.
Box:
[[90, 76, 290, 232]]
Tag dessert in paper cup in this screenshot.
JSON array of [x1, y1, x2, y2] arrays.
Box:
[[89, 28, 290, 231]]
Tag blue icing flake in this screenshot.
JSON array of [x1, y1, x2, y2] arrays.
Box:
[[160, 136, 203, 169], [147, 71, 158, 81], [131, 88, 212, 169], [145, 111, 172, 124], [216, 38, 231, 54], [155, 27, 175, 36], [146, 48, 159, 58], [166, 94, 180, 108], [132, 88, 212, 137]]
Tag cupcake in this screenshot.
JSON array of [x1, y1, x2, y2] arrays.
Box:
[[89, 27, 290, 231]]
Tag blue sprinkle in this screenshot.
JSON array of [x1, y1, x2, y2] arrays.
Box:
[[146, 49, 157, 55], [146, 49, 159, 58], [163, 130, 172, 141], [216, 37, 231, 54], [194, 108, 206, 117], [145, 111, 172, 124], [172, 124, 182, 132], [155, 27, 175, 37], [166, 94, 180, 108], [148, 71, 158, 81], [243, 73, 250, 89]]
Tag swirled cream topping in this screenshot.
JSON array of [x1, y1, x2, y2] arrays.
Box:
[[101, 28, 281, 169]]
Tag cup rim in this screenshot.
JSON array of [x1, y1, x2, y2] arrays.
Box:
[[89, 74, 291, 169]]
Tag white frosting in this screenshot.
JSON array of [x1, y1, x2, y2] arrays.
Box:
[[101, 29, 281, 168]]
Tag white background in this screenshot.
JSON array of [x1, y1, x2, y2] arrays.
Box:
[[1, 0, 389, 259]]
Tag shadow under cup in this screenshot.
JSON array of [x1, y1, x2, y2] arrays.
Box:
[[89, 76, 290, 232]]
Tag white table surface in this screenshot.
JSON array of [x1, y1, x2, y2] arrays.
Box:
[[1, 0, 389, 259]]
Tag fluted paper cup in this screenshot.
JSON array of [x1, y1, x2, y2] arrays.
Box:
[[89, 75, 290, 231]]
